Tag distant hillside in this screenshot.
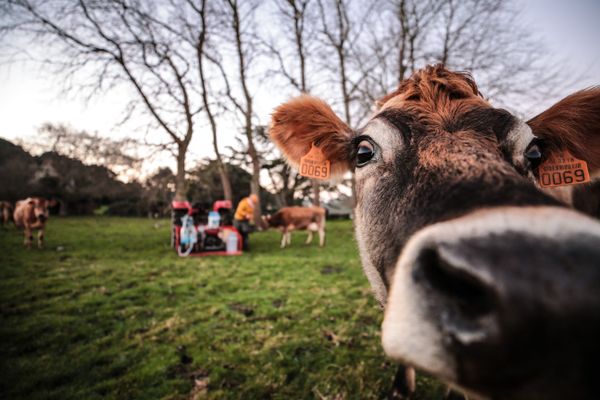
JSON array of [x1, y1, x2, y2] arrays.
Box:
[[0, 138, 36, 201], [0, 138, 142, 215]]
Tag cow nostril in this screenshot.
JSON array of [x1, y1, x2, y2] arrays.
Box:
[[415, 248, 495, 319]]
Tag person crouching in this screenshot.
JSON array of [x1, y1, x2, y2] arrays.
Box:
[[233, 194, 258, 251]]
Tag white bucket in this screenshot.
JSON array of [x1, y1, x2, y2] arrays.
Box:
[[226, 233, 238, 253]]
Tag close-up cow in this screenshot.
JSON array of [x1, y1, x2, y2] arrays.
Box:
[[13, 197, 56, 249], [269, 64, 600, 400]]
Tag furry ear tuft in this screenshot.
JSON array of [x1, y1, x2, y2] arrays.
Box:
[[528, 87, 600, 172], [269, 95, 353, 179]]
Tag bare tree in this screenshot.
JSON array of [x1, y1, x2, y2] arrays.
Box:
[[184, 0, 233, 201], [255, 124, 310, 207], [361, 0, 569, 114], [1, 0, 236, 201], [267, 0, 325, 206], [315, 0, 376, 205], [219, 0, 264, 226], [28, 123, 142, 179], [317, 0, 353, 126], [432, 0, 568, 113]]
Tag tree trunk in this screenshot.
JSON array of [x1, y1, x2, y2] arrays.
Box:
[[174, 143, 188, 201], [211, 123, 232, 201], [246, 125, 264, 229], [217, 160, 233, 201], [228, 0, 262, 228], [197, 0, 232, 202], [312, 180, 320, 206], [398, 0, 408, 82]]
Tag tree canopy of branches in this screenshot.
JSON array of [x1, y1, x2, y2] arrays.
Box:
[[24, 122, 141, 180], [2, 0, 235, 200], [1, 0, 572, 208]]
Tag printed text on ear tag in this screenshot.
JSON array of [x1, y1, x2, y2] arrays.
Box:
[[299, 144, 330, 180], [537, 149, 590, 188]]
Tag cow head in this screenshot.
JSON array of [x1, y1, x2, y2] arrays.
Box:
[[1, 201, 13, 212], [262, 214, 272, 227], [28, 198, 55, 222], [269, 65, 600, 399]]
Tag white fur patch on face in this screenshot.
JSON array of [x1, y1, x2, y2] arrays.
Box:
[[355, 118, 404, 178], [352, 118, 406, 306], [382, 206, 600, 381], [506, 119, 535, 171]]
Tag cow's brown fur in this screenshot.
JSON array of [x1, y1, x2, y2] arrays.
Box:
[[378, 64, 485, 112], [265, 206, 326, 248], [13, 197, 54, 249]]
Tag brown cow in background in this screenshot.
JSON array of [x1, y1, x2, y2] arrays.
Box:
[[264, 206, 326, 248], [0, 201, 13, 226], [13, 198, 56, 249]]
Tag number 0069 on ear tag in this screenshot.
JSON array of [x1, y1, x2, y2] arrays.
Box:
[[299, 144, 330, 180], [537, 149, 590, 188]]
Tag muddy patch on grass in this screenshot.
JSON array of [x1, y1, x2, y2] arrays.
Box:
[[228, 303, 254, 317], [321, 265, 343, 275], [271, 299, 285, 308]]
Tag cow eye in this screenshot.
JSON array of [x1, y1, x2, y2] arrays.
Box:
[[524, 140, 543, 169], [356, 140, 375, 167]]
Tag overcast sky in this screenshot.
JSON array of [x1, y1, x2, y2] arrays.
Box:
[[0, 0, 598, 175]]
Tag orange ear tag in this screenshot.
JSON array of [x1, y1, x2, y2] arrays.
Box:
[[299, 143, 331, 180], [537, 149, 590, 188]]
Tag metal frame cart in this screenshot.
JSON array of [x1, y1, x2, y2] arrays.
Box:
[[171, 200, 243, 256]]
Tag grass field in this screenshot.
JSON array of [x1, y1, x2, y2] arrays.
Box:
[[0, 217, 443, 399]]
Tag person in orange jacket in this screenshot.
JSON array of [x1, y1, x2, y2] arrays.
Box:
[[234, 194, 258, 250]]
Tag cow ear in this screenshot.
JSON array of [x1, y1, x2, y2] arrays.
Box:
[[527, 87, 600, 171], [269, 95, 354, 179], [27, 198, 35, 205]]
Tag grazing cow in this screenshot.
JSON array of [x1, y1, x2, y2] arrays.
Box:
[[264, 206, 326, 248], [0, 201, 13, 226], [269, 64, 600, 400], [13, 197, 55, 249]]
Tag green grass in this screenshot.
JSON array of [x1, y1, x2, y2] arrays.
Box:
[[0, 217, 443, 399]]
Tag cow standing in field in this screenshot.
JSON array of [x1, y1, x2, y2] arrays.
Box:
[[270, 64, 600, 400], [264, 206, 326, 248], [0, 201, 13, 226], [13, 198, 55, 249]]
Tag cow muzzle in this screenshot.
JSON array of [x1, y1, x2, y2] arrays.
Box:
[[37, 214, 47, 222], [382, 206, 600, 400]]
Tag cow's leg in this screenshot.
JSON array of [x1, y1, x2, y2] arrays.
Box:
[[24, 226, 32, 249], [280, 230, 287, 248], [305, 230, 313, 244], [318, 227, 325, 247], [388, 365, 415, 399], [286, 231, 292, 246], [37, 229, 44, 249]]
